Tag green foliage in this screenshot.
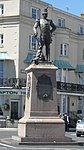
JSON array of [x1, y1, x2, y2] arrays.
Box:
[[2, 103, 10, 111]]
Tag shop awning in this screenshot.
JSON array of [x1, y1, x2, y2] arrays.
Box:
[[75, 65, 84, 73], [24, 53, 35, 63], [53, 60, 74, 70], [0, 52, 14, 60]]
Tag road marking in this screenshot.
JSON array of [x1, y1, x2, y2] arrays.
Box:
[[14, 148, 53, 150], [13, 148, 71, 150], [0, 142, 16, 149]]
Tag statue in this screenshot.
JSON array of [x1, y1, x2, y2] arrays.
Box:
[[33, 7, 56, 62]]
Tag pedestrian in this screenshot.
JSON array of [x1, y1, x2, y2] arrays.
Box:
[[63, 113, 69, 131]]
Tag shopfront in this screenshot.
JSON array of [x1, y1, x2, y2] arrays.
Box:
[[0, 88, 26, 119]]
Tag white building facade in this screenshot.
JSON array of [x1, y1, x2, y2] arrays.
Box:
[[0, 0, 84, 120]]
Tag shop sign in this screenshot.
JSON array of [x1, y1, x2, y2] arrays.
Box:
[[0, 90, 26, 95]]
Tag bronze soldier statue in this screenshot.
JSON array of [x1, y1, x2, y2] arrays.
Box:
[[33, 7, 56, 61]]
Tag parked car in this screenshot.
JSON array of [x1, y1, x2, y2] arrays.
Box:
[[76, 118, 84, 137]]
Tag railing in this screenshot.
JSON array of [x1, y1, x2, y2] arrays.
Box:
[[0, 79, 84, 93], [0, 78, 26, 88], [57, 81, 84, 93]]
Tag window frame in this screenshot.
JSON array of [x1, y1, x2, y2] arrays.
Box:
[[31, 7, 40, 20], [29, 35, 37, 51], [58, 18, 65, 27], [0, 34, 4, 47], [0, 4, 4, 16], [80, 26, 84, 34], [59, 43, 69, 56]]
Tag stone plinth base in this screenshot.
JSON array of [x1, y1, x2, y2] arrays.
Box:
[[17, 62, 72, 143], [18, 117, 72, 143]]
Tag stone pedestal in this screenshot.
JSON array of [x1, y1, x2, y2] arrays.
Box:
[[18, 62, 72, 143]]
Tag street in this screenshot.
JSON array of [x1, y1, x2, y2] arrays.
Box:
[[0, 144, 84, 150], [65, 131, 84, 143], [0, 128, 84, 149]]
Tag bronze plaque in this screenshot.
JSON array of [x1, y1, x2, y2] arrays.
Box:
[[37, 74, 52, 100]]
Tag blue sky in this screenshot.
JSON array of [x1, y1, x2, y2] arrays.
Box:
[[42, 0, 84, 16]]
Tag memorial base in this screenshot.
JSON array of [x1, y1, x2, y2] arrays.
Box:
[[18, 117, 72, 143], [18, 62, 72, 143]]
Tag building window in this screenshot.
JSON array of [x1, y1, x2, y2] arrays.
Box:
[[0, 4, 4, 15], [29, 35, 37, 51], [32, 7, 40, 20], [58, 18, 65, 27], [0, 34, 3, 46], [59, 44, 69, 56], [80, 26, 84, 34]]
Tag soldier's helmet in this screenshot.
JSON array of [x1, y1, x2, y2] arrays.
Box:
[[42, 7, 48, 15]]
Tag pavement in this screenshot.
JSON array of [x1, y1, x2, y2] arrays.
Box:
[[0, 128, 18, 131], [0, 128, 84, 146]]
